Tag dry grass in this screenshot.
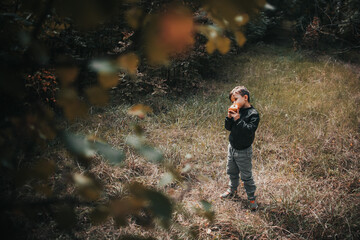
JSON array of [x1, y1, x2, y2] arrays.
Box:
[[33, 44, 359, 239]]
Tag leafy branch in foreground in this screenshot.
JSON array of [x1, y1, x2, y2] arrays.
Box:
[[0, 0, 272, 237]]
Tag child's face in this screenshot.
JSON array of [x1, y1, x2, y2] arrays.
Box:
[[231, 92, 247, 108]]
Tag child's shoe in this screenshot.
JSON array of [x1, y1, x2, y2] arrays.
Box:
[[220, 189, 237, 199], [249, 199, 258, 210]]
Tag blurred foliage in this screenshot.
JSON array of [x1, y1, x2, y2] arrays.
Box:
[[0, 0, 268, 238], [194, 200, 215, 223]]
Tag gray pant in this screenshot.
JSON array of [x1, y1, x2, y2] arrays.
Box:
[[227, 144, 256, 200]]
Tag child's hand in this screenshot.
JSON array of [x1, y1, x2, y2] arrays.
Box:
[[232, 111, 240, 121], [228, 102, 240, 119], [228, 110, 235, 118], [228, 110, 240, 120]]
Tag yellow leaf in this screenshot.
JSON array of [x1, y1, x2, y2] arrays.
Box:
[[205, 39, 216, 54], [235, 31, 247, 47], [32, 160, 55, 180], [73, 173, 102, 200], [195, 25, 219, 39], [57, 88, 77, 105], [128, 104, 153, 119], [98, 72, 119, 89], [79, 187, 101, 200], [111, 197, 146, 222], [85, 86, 109, 106], [216, 36, 231, 54], [64, 101, 87, 121], [33, 184, 53, 197], [147, 45, 169, 65], [38, 121, 57, 140], [57, 23, 66, 31], [117, 53, 139, 75], [256, 0, 267, 7], [56, 67, 79, 86], [73, 173, 92, 186], [234, 14, 249, 26], [57, 89, 88, 121], [48, 22, 67, 32], [125, 8, 143, 29], [90, 205, 110, 225]]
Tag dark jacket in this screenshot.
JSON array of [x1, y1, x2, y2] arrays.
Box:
[[225, 106, 260, 150]]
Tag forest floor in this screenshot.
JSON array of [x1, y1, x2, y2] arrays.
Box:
[[30, 44, 359, 239]]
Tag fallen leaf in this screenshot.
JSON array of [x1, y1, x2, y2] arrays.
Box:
[[128, 104, 153, 119], [98, 72, 119, 89]]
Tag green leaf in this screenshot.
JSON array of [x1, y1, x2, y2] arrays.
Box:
[[89, 60, 117, 74], [181, 163, 192, 173], [145, 189, 172, 228], [126, 135, 144, 149], [159, 172, 174, 187], [61, 131, 125, 164], [199, 200, 215, 223], [92, 141, 125, 165], [126, 135, 163, 163], [61, 131, 96, 158], [200, 200, 212, 212], [73, 173, 102, 200], [138, 145, 163, 163], [128, 183, 172, 228], [111, 196, 146, 228]]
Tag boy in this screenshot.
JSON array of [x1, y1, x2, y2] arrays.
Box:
[[220, 86, 260, 210]]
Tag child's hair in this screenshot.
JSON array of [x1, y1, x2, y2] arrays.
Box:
[[229, 86, 251, 102]]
